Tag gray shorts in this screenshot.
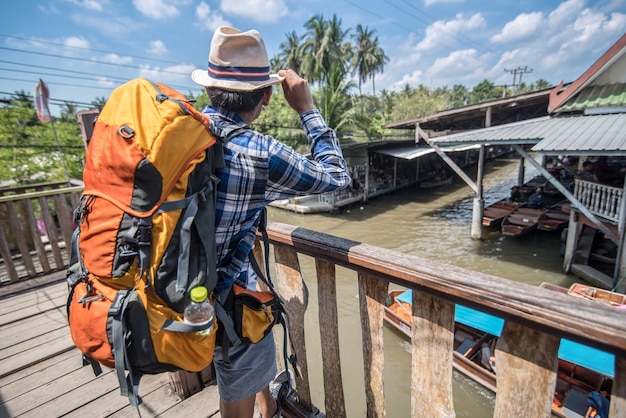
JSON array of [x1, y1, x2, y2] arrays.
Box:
[[213, 333, 277, 402]]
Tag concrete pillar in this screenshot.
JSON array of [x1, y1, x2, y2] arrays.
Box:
[[471, 198, 484, 240], [471, 146, 486, 240]]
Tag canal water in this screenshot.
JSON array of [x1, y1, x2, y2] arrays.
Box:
[[266, 158, 576, 417]]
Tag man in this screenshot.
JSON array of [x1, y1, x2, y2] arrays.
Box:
[[576, 160, 597, 183], [191, 26, 351, 418], [527, 187, 545, 209]]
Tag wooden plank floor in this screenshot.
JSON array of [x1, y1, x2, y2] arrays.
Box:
[[0, 273, 229, 418]]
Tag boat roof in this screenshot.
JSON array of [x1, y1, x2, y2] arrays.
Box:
[[396, 290, 614, 377]]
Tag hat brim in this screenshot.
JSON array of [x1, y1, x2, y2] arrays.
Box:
[[191, 69, 284, 91]]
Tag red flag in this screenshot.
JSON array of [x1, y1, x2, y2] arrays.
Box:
[[35, 79, 52, 123]]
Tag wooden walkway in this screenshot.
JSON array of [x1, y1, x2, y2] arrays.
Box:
[[0, 272, 230, 418]]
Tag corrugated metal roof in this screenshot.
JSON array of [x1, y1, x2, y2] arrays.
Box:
[[374, 145, 434, 160], [427, 114, 626, 156], [532, 113, 626, 154], [427, 116, 551, 145], [556, 83, 626, 113]]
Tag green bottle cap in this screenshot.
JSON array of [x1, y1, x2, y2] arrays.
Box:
[[190, 286, 208, 302]]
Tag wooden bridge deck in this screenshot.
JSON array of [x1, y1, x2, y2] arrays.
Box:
[[0, 271, 229, 418]]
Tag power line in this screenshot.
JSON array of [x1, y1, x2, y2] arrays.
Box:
[[505, 66, 533, 90], [0, 61, 196, 92], [0, 76, 117, 92], [0, 46, 191, 77], [0, 90, 97, 107], [0, 34, 186, 67]]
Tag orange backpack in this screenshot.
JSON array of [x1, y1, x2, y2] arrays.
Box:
[[67, 78, 222, 406]]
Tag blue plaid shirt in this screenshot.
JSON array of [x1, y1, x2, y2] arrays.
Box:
[[202, 106, 351, 291]]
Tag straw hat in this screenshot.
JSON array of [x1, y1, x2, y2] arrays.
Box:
[[191, 26, 283, 91]]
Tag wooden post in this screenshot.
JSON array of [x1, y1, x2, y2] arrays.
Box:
[[563, 210, 581, 272], [316, 258, 347, 417], [274, 246, 312, 411], [358, 273, 388, 418], [493, 322, 559, 417], [411, 292, 455, 418], [610, 355, 626, 417]]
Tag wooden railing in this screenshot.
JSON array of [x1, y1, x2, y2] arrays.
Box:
[[263, 222, 626, 417], [574, 179, 623, 223], [0, 182, 82, 283], [2, 184, 625, 417]]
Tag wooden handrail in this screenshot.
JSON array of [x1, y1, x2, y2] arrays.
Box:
[[264, 221, 625, 417]]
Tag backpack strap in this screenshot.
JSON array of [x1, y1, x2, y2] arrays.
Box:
[[158, 183, 215, 293], [251, 208, 300, 378], [109, 289, 143, 408]]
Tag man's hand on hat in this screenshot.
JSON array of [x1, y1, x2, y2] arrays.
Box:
[[278, 69, 315, 115]]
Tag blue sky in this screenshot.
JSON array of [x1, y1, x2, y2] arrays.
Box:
[[1, 0, 625, 115]]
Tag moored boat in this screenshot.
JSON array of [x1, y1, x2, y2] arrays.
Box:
[[420, 176, 452, 189], [383, 289, 614, 417], [537, 208, 570, 231], [482, 200, 521, 227], [501, 207, 545, 236]]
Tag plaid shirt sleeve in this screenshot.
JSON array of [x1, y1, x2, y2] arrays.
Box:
[[265, 109, 351, 200]]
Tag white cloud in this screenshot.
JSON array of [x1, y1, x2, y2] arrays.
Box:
[[138, 63, 197, 83], [98, 53, 133, 64], [148, 40, 168, 55], [95, 76, 116, 87], [491, 12, 544, 44], [424, 0, 463, 6], [426, 49, 486, 82], [219, 0, 288, 24], [416, 13, 486, 52], [195, 2, 231, 32], [68, 0, 104, 11], [64, 36, 90, 50], [133, 0, 187, 19]]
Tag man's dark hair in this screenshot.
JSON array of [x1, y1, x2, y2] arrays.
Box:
[[207, 87, 270, 112]]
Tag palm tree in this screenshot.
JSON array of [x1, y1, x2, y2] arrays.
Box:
[[351, 25, 388, 96], [60, 101, 78, 123], [276, 31, 303, 73], [302, 14, 351, 85], [301, 15, 328, 84], [315, 62, 356, 132], [90, 97, 107, 111], [320, 14, 352, 83]]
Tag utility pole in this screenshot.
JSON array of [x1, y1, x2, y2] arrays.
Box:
[[504, 66, 533, 91]]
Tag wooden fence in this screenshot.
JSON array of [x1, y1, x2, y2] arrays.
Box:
[[0, 181, 82, 283]]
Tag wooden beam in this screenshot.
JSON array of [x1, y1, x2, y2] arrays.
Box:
[[416, 125, 478, 193]]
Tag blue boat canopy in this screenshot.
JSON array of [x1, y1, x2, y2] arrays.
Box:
[[395, 290, 614, 377]]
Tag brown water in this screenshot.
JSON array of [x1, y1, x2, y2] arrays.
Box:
[[267, 158, 576, 417]]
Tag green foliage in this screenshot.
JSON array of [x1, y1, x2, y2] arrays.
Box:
[[0, 93, 85, 185], [470, 80, 503, 103], [388, 84, 448, 122]]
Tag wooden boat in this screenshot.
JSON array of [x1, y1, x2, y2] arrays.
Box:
[[537, 208, 570, 231], [482, 200, 520, 227], [384, 289, 614, 417], [501, 207, 545, 237], [420, 176, 452, 189], [540, 282, 626, 308]]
